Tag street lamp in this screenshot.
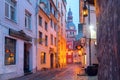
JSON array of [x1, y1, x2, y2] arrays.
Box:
[[83, 1, 88, 17]]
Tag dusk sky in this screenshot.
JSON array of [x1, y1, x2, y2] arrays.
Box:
[[66, 0, 79, 31]]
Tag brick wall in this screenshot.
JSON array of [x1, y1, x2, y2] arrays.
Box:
[[96, 0, 120, 80]]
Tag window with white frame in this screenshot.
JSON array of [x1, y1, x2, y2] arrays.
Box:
[[5, 0, 16, 21], [25, 10, 31, 30]]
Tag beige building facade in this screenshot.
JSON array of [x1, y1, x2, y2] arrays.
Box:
[[37, 0, 67, 70]]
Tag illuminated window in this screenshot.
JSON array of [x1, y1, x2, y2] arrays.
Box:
[[5, 37, 16, 65], [41, 52, 46, 64], [68, 52, 71, 55]]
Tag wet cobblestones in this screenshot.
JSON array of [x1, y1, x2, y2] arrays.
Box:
[[10, 64, 97, 80]]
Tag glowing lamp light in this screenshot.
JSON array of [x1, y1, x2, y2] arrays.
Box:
[[83, 2, 88, 17]]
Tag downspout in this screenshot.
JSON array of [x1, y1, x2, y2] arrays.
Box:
[[35, 0, 39, 72]]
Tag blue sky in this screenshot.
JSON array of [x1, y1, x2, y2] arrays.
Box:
[[66, 0, 79, 30]]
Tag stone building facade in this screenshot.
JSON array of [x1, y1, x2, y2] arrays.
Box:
[[37, 0, 57, 70], [95, 0, 120, 80], [37, 0, 67, 69]]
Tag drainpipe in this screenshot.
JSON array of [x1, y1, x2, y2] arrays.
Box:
[[35, 0, 39, 72]]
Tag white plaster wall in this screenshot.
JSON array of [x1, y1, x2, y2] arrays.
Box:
[[84, 5, 97, 66], [0, 0, 37, 79], [16, 40, 24, 75], [91, 41, 98, 64], [0, 25, 3, 75]]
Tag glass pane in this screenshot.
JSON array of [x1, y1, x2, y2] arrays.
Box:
[[5, 37, 16, 65], [25, 12, 31, 29], [28, 16, 31, 29], [10, 6, 15, 20], [5, 3, 9, 17]]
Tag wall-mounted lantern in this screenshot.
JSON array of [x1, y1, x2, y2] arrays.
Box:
[[83, 1, 88, 17]]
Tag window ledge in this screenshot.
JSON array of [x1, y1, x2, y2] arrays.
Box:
[[25, 28, 32, 32], [5, 17, 17, 24]]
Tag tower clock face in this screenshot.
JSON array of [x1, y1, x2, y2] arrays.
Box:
[[70, 26, 74, 29]]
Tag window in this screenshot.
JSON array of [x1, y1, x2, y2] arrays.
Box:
[[51, 19, 53, 28], [5, 0, 16, 21], [25, 11, 31, 30], [54, 23, 57, 31], [45, 35, 48, 46], [39, 16, 42, 26], [61, 28, 63, 35], [54, 37, 56, 46], [41, 52, 46, 64], [45, 22, 48, 31], [61, 16, 63, 25], [39, 31, 42, 44], [51, 34, 53, 45], [5, 37, 16, 65], [50, 3, 52, 13], [54, 10, 56, 16]]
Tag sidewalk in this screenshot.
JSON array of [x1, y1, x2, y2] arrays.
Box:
[[77, 67, 98, 80], [9, 67, 66, 80]]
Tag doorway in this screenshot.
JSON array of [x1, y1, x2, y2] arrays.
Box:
[[50, 54, 54, 68], [24, 43, 31, 73]]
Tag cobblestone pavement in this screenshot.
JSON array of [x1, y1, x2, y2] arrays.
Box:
[[10, 64, 98, 80]]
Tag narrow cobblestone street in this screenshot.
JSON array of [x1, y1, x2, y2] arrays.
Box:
[[10, 64, 97, 80]]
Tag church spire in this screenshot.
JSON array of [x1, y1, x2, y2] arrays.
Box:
[[67, 8, 73, 22]]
